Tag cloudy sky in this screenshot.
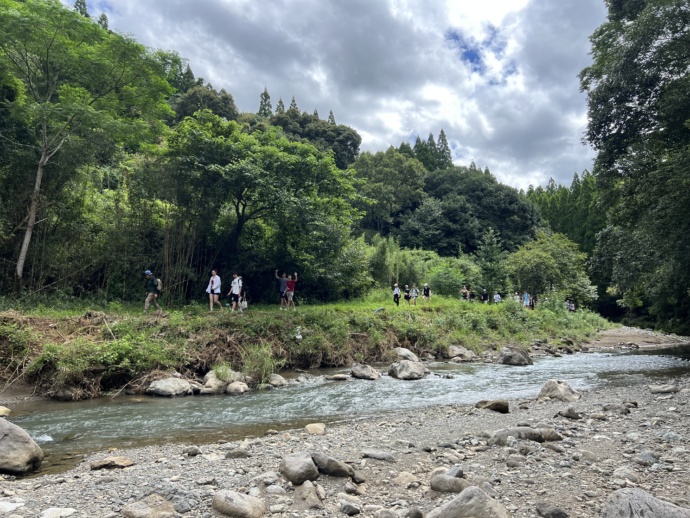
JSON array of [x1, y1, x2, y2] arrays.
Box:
[[84, 0, 607, 189]]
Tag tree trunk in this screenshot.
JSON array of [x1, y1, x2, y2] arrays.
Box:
[[14, 153, 48, 292]]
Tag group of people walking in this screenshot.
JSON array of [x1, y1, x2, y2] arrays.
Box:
[[143, 268, 300, 314], [392, 283, 431, 306]]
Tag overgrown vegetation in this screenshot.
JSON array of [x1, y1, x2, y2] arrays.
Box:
[[0, 293, 611, 399]]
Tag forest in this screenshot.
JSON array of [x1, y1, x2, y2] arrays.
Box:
[[0, 0, 688, 333]]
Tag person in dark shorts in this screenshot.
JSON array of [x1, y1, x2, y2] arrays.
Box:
[[393, 283, 401, 306], [403, 285, 411, 305], [275, 270, 288, 310], [227, 273, 243, 313], [481, 289, 489, 304], [422, 283, 431, 301]]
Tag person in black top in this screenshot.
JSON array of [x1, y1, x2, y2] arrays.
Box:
[[403, 285, 411, 305], [469, 288, 476, 303], [481, 289, 489, 304], [422, 283, 431, 301]]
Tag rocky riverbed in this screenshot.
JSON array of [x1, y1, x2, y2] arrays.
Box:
[[1, 327, 689, 517]]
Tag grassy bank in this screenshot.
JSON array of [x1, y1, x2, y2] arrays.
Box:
[[0, 290, 612, 399]]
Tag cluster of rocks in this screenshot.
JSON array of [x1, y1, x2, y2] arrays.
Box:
[[2, 374, 689, 517]]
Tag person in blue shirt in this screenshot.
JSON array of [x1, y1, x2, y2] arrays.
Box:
[[522, 291, 531, 308]]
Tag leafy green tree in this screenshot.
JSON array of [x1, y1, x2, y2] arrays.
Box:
[[174, 85, 238, 122], [506, 232, 597, 304], [398, 141, 414, 159], [351, 147, 426, 235], [436, 129, 453, 169], [74, 0, 89, 17], [328, 110, 336, 124], [580, 0, 690, 328], [288, 96, 299, 113], [258, 87, 272, 117], [474, 228, 507, 294], [0, 0, 172, 289], [313, 109, 319, 119], [275, 98, 285, 114], [97, 13, 108, 30], [413, 135, 436, 171]]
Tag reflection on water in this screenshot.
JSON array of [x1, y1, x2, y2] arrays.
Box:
[[7, 347, 690, 474]]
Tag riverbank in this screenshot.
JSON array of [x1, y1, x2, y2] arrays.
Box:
[[1, 340, 688, 517], [0, 296, 613, 401]]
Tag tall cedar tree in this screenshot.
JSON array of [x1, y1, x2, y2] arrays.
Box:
[[258, 87, 272, 117]]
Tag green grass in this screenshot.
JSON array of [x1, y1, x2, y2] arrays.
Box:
[[0, 290, 613, 399]]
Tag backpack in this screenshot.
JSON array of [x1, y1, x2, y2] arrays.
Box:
[[156, 278, 163, 292]]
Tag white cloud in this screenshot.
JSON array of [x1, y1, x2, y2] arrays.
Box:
[[80, 0, 606, 189]]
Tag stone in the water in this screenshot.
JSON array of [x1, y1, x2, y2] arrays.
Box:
[[427, 486, 510, 518], [601, 488, 690, 518], [147, 378, 192, 397], [121, 494, 175, 518], [447, 345, 478, 361], [475, 399, 510, 413], [90, 456, 135, 470], [393, 347, 420, 362], [226, 381, 250, 395], [388, 360, 428, 380], [268, 373, 288, 387], [199, 370, 228, 395], [212, 490, 266, 518], [537, 379, 580, 402], [536, 501, 569, 518], [498, 346, 533, 366], [0, 418, 44, 475], [279, 451, 319, 485], [326, 374, 349, 381], [350, 364, 380, 380]]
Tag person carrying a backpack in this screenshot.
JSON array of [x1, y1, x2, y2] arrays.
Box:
[[144, 269, 162, 314]]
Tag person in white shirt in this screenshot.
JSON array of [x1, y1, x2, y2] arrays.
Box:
[[206, 270, 222, 312], [228, 273, 243, 313], [493, 291, 502, 304]]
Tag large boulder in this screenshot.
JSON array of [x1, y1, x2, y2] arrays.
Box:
[[351, 364, 380, 380], [601, 488, 690, 518], [200, 370, 228, 395], [0, 419, 43, 475], [393, 347, 420, 362], [212, 490, 266, 518], [226, 382, 250, 396], [538, 379, 580, 402], [388, 360, 428, 380], [279, 451, 319, 485], [147, 378, 192, 397], [268, 374, 288, 387], [498, 346, 533, 366], [447, 345, 478, 362], [427, 486, 509, 518]]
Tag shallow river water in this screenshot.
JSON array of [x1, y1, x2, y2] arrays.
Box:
[[8, 346, 690, 473]]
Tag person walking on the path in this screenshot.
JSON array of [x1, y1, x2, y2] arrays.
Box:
[[285, 272, 298, 310], [522, 290, 530, 308], [403, 284, 411, 305], [227, 273, 243, 313], [143, 270, 161, 314], [422, 283, 431, 301], [411, 283, 419, 306], [206, 270, 223, 312], [469, 288, 476, 303], [481, 289, 489, 304], [275, 270, 288, 310], [393, 283, 401, 306], [493, 291, 502, 304], [460, 285, 469, 301]]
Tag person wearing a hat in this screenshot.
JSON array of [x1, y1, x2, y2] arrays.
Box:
[[422, 283, 431, 301], [392, 283, 401, 306], [144, 270, 161, 314]]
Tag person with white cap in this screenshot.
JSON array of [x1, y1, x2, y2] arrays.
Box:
[[422, 283, 431, 301], [143, 269, 161, 314]]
